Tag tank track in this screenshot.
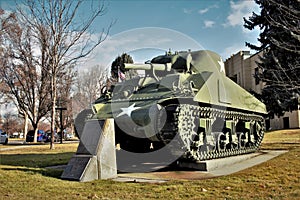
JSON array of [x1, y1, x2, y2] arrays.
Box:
[[158, 104, 265, 161]]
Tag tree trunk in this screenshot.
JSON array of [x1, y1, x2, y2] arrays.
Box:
[[33, 125, 38, 143], [50, 74, 57, 150], [23, 113, 28, 141]]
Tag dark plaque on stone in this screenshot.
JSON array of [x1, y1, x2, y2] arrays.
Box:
[[61, 155, 96, 181]]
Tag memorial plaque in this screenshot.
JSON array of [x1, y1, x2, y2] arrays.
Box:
[[61, 155, 96, 181]]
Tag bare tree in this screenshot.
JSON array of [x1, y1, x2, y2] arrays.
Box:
[[0, 10, 13, 107], [73, 65, 109, 114], [2, 113, 23, 135], [55, 67, 75, 139], [15, 0, 112, 149], [0, 10, 51, 142]]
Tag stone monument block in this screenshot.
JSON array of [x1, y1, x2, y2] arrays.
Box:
[[61, 119, 117, 182]]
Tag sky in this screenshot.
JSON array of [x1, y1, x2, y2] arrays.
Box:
[[1, 0, 261, 70], [0, 0, 261, 117]]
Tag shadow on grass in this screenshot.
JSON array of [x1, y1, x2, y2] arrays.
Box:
[[0, 152, 74, 168], [4, 140, 79, 146], [1, 167, 64, 179], [0, 152, 74, 179]]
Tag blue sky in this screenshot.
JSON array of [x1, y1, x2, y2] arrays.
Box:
[[1, 0, 260, 69]]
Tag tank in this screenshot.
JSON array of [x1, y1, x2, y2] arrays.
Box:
[[75, 50, 266, 161]]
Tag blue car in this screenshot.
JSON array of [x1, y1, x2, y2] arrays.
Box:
[[26, 130, 47, 142]]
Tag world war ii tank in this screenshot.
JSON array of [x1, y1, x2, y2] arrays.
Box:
[[75, 50, 266, 162]]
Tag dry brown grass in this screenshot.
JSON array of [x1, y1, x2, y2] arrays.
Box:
[[0, 130, 299, 199]]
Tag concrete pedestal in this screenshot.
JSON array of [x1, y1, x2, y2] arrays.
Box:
[[61, 119, 117, 182], [177, 152, 262, 171]]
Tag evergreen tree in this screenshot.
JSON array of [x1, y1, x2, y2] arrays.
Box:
[[111, 53, 134, 80], [244, 0, 300, 117]]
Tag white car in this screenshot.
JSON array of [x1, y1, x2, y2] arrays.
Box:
[[0, 131, 8, 145], [65, 133, 73, 140]]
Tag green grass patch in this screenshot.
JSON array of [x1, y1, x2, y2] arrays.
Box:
[[0, 130, 299, 199], [261, 129, 300, 150], [263, 129, 300, 144], [1, 143, 78, 168]]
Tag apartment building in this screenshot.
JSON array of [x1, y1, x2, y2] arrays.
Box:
[[225, 51, 300, 130]]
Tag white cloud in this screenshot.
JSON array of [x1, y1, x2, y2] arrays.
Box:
[[199, 8, 209, 14], [78, 27, 204, 71], [222, 44, 244, 59], [224, 0, 259, 27], [221, 43, 255, 60], [198, 4, 219, 15], [204, 20, 215, 28]]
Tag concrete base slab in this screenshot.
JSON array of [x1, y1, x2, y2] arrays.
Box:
[[177, 152, 262, 171], [53, 150, 287, 183], [113, 150, 287, 183], [209, 150, 288, 176]]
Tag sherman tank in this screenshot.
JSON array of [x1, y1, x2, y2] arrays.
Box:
[[75, 50, 266, 162]]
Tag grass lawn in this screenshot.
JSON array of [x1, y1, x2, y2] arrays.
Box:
[[0, 130, 299, 199]]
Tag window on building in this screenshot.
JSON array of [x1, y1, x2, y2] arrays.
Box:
[[283, 117, 290, 129], [266, 119, 270, 131], [254, 67, 260, 85], [230, 74, 237, 83]]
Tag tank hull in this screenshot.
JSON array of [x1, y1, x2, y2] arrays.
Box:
[[76, 50, 266, 162]]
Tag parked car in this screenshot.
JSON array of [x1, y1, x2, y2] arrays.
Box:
[[0, 130, 8, 145], [26, 130, 47, 142], [65, 133, 74, 140], [45, 131, 60, 142]]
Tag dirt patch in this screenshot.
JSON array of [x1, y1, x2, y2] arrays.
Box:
[[151, 171, 214, 180], [282, 130, 300, 135], [116, 171, 214, 183]]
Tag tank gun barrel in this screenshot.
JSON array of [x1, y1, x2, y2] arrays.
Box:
[[124, 63, 172, 71]]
